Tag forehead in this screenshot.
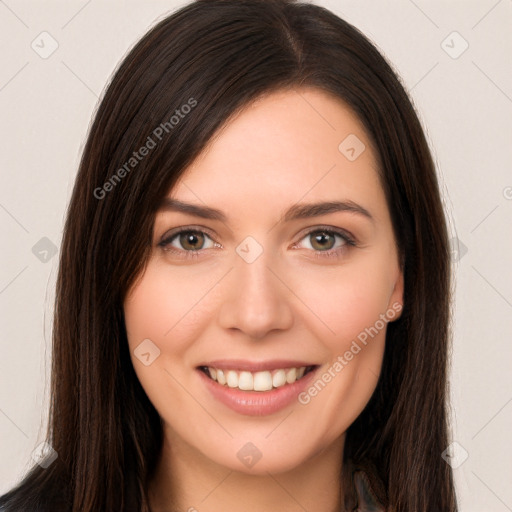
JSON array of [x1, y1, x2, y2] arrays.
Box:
[[165, 87, 385, 224]]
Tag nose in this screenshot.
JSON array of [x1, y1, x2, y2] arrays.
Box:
[[217, 251, 294, 340]]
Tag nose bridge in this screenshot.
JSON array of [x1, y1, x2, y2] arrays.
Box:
[[217, 241, 294, 338]]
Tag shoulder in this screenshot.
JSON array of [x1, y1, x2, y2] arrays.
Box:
[[0, 488, 62, 512], [0, 465, 71, 512]]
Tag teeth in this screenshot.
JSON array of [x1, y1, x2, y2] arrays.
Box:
[[216, 369, 226, 385], [204, 366, 310, 392], [286, 367, 297, 383], [238, 371, 253, 390], [226, 371, 239, 388], [253, 371, 273, 391], [272, 369, 286, 388]]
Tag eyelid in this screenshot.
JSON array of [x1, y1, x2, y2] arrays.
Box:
[[292, 225, 357, 247], [159, 224, 220, 245], [158, 224, 358, 260], [159, 224, 356, 244]]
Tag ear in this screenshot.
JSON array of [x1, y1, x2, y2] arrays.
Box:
[[387, 267, 404, 321]]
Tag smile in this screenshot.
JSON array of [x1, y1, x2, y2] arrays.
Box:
[[199, 365, 316, 392], [196, 359, 320, 415]]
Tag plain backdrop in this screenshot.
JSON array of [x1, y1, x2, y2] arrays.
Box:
[[1, 1, 511, 510]]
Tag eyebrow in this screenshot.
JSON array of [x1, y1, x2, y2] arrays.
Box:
[[158, 198, 373, 223]]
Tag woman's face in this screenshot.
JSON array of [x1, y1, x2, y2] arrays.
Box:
[[124, 87, 403, 474]]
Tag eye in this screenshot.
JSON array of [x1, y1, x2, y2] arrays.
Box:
[[158, 225, 356, 261], [158, 227, 220, 258], [293, 227, 356, 259]]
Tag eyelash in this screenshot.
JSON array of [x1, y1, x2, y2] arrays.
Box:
[[158, 225, 357, 261]]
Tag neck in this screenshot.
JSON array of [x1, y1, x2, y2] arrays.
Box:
[[148, 426, 346, 512]]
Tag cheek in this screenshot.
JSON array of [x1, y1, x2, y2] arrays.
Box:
[[124, 262, 219, 357], [123, 264, 217, 421], [287, 253, 395, 419], [289, 252, 396, 351], [289, 265, 391, 443]]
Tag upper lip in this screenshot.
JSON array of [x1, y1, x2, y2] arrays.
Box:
[[196, 359, 318, 372]]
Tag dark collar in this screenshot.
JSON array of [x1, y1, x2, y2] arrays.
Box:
[[343, 459, 387, 512]]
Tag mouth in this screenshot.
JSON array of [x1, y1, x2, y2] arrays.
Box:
[[197, 364, 318, 392], [196, 360, 320, 416]]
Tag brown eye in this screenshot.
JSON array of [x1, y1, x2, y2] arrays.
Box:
[[160, 229, 216, 252], [293, 227, 356, 260], [309, 231, 337, 251], [179, 231, 206, 250]]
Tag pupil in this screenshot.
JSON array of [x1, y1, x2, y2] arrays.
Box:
[[181, 231, 204, 250], [312, 232, 334, 250]]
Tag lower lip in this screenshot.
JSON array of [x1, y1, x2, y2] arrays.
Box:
[[197, 367, 318, 416]]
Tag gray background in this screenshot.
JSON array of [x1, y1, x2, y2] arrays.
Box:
[[1, 1, 511, 510]]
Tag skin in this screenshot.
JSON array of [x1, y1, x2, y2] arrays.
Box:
[[123, 87, 403, 512]]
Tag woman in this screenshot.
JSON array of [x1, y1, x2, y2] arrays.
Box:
[[0, 0, 457, 510]]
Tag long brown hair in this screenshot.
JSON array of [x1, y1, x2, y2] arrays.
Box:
[[0, 1, 457, 510]]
